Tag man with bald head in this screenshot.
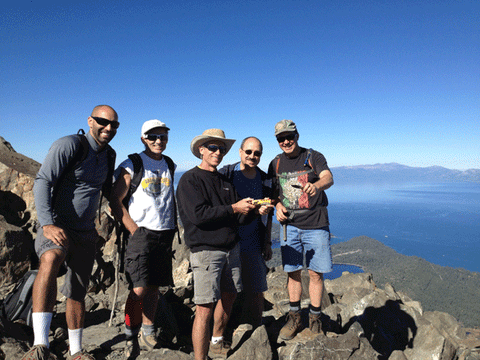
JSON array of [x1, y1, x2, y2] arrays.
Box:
[[219, 136, 273, 328], [22, 105, 119, 360]]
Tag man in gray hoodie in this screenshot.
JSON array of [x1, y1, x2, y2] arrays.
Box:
[[21, 105, 118, 360]]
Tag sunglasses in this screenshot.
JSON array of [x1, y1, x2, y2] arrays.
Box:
[[243, 149, 262, 157], [204, 144, 227, 155], [91, 116, 120, 129], [145, 133, 168, 142], [276, 133, 296, 143]]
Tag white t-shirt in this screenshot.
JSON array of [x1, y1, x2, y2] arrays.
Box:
[[117, 152, 176, 231]]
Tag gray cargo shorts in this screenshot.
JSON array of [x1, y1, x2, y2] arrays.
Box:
[[35, 225, 98, 302], [190, 243, 243, 305]]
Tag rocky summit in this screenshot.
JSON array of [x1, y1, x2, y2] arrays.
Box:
[[1, 136, 480, 360]]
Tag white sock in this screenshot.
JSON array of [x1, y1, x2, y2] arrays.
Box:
[[32, 312, 53, 348], [211, 336, 223, 344], [68, 328, 83, 355]]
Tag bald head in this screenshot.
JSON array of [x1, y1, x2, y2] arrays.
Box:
[[240, 136, 263, 152], [91, 105, 118, 121]]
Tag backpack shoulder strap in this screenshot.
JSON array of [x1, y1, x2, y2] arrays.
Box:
[[274, 154, 281, 176], [162, 155, 175, 183], [128, 153, 144, 194], [101, 144, 116, 201], [161, 155, 179, 233], [121, 153, 144, 209], [304, 148, 317, 176]]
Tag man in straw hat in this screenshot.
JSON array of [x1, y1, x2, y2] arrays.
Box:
[[177, 129, 260, 360], [268, 120, 334, 341]]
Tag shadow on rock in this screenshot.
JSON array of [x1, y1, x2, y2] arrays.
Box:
[[347, 299, 417, 359]]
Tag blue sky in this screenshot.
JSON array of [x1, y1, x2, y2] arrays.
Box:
[[2, 0, 479, 172]]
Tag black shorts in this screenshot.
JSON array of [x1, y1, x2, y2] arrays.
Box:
[[125, 227, 175, 289]]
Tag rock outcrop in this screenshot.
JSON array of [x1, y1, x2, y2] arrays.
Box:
[[1, 137, 480, 360]]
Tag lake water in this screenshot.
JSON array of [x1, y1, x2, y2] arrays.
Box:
[[326, 182, 480, 273]]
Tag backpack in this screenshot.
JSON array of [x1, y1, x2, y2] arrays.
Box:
[[0, 270, 38, 326], [115, 153, 178, 272]]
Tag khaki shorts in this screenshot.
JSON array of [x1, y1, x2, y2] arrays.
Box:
[[35, 225, 98, 302], [190, 243, 243, 305]]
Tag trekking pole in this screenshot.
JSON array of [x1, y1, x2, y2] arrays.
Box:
[[109, 249, 119, 327], [109, 223, 123, 326]]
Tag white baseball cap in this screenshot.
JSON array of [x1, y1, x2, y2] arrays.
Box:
[[141, 119, 170, 137]]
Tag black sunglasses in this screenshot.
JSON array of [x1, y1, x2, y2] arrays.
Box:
[[204, 144, 227, 155], [91, 116, 120, 129], [145, 133, 168, 142], [276, 133, 296, 143], [243, 149, 262, 157]]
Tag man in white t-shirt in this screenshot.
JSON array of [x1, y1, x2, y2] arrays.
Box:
[[110, 120, 176, 358]]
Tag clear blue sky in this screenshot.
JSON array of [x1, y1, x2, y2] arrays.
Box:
[[2, 0, 479, 172]]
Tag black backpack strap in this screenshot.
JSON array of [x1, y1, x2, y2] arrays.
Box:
[[52, 129, 89, 206], [162, 155, 178, 231], [163, 155, 175, 183], [101, 145, 116, 201], [127, 153, 144, 202]]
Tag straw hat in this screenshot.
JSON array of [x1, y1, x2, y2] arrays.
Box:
[[190, 129, 235, 159]]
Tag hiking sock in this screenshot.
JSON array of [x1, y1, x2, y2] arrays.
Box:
[[68, 328, 83, 355], [211, 336, 223, 345], [141, 323, 155, 337], [309, 305, 321, 315], [289, 301, 301, 313], [125, 296, 143, 333], [125, 325, 141, 340], [32, 312, 53, 348]]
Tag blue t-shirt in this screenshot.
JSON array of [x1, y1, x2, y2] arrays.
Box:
[[232, 163, 263, 252]]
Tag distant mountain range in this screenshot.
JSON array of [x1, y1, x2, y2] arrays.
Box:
[[331, 162, 480, 184], [175, 162, 480, 184]]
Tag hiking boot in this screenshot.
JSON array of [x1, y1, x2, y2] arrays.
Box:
[[124, 337, 140, 359], [309, 312, 322, 334], [279, 310, 302, 341], [21, 345, 50, 360], [138, 331, 157, 351], [207, 339, 231, 359], [67, 351, 95, 360]]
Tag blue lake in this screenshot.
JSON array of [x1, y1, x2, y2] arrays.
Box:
[[325, 182, 480, 273]]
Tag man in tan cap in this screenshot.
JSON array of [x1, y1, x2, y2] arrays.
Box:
[[268, 120, 334, 341], [176, 129, 259, 360]]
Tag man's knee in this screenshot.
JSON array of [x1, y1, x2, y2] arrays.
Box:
[[308, 269, 324, 283], [195, 303, 215, 322], [39, 249, 66, 271], [130, 286, 158, 300]]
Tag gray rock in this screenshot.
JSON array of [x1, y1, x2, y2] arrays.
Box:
[[388, 350, 408, 360], [404, 323, 457, 360], [229, 325, 272, 360]]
